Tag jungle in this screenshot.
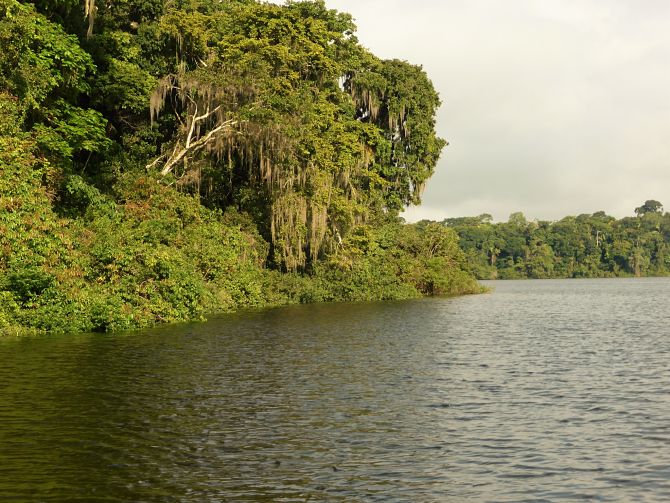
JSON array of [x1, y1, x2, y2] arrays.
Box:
[[0, 0, 481, 335]]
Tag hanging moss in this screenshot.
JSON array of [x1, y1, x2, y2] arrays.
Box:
[[141, 2, 445, 271], [0, 1, 480, 335]]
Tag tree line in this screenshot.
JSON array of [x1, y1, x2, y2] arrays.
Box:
[[0, 0, 481, 335], [444, 200, 670, 279]]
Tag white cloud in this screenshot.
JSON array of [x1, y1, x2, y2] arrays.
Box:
[[322, 0, 670, 222]]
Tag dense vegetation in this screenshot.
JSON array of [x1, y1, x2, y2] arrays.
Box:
[[445, 201, 670, 279], [0, 0, 481, 335]]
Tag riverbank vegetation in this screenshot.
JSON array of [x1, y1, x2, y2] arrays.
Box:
[[0, 0, 482, 335], [444, 201, 670, 279]]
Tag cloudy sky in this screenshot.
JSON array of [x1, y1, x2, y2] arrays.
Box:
[[321, 0, 670, 222]]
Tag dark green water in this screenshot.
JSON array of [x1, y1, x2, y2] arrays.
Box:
[[1, 278, 670, 502]]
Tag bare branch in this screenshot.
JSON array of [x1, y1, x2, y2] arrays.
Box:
[[145, 153, 166, 171], [156, 119, 237, 176], [185, 104, 199, 150]]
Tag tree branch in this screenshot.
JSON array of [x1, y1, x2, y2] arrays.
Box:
[[156, 119, 236, 176]]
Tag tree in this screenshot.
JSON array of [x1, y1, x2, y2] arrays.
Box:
[[447, 205, 670, 280], [0, 0, 109, 166], [635, 200, 663, 216], [143, 0, 446, 271], [1, 0, 478, 335], [508, 212, 527, 227]]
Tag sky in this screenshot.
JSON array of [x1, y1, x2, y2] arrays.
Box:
[[318, 0, 670, 222]]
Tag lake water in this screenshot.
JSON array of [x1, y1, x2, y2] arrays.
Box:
[[1, 278, 670, 502]]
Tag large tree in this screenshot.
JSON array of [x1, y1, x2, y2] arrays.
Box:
[[6, 0, 446, 271], [143, 0, 446, 270]]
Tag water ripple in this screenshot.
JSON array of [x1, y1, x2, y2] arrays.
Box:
[[1, 278, 670, 501]]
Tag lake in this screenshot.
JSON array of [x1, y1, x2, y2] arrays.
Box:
[[1, 278, 670, 501]]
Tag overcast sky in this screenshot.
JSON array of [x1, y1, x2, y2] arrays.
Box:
[[320, 0, 670, 222]]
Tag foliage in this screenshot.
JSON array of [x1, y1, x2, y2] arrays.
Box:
[[0, 0, 108, 168], [312, 219, 483, 301], [445, 205, 670, 280], [144, 0, 445, 270], [1, 0, 479, 335], [635, 200, 663, 217]]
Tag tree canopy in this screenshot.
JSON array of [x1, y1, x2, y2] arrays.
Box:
[[635, 200, 663, 217], [0, 0, 479, 335], [4, 0, 446, 271], [140, 0, 446, 270], [445, 203, 670, 279]]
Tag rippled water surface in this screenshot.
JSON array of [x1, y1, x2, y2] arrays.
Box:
[[2, 278, 670, 502]]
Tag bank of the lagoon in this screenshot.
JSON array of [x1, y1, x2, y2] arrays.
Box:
[[2, 0, 476, 337], [1, 278, 669, 501]]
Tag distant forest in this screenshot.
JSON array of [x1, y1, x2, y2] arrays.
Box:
[[444, 200, 670, 279]]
